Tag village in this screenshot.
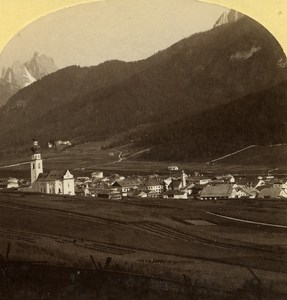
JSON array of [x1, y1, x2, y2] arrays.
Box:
[[1, 140, 287, 201]]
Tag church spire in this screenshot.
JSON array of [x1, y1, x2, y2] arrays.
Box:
[[181, 170, 187, 188], [30, 139, 43, 184]]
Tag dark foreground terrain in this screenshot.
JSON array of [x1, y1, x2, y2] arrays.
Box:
[[0, 191, 287, 299]]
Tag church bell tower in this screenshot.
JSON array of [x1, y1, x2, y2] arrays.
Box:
[[31, 139, 43, 184]]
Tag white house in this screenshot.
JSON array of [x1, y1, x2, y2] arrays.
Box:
[[144, 179, 164, 194], [163, 190, 188, 199], [7, 178, 19, 189], [0, 178, 19, 189], [91, 171, 104, 179], [168, 166, 179, 171]]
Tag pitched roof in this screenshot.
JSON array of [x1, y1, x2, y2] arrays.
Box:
[[145, 179, 163, 187], [37, 172, 49, 181], [180, 182, 195, 191], [113, 178, 141, 188], [147, 190, 159, 195], [238, 186, 259, 196], [258, 186, 282, 198], [133, 191, 148, 197], [200, 184, 233, 198], [171, 179, 182, 189], [37, 170, 71, 181]]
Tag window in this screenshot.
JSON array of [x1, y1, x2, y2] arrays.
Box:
[[32, 163, 35, 169], [38, 163, 41, 169]]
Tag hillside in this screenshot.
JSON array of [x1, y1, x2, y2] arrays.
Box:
[[210, 144, 287, 167], [138, 80, 287, 162], [0, 15, 286, 158]]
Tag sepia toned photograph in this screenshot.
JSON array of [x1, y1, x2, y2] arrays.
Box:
[[0, 0, 287, 298]]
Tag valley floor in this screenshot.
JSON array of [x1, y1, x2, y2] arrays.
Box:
[[0, 191, 287, 298]]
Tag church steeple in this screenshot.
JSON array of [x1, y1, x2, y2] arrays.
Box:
[[181, 170, 187, 188], [31, 139, 43, 184]]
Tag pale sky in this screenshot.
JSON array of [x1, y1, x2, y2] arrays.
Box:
[[0, 0, 229, 69]]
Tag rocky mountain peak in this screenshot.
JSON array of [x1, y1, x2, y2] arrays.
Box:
[[0, 52, 58, 107], [214, 9, 244, 28], [25, 51, 57, 80]]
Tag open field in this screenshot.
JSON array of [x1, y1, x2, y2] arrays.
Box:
[[0, 191, 287, 298], [1, 143, 287, 177]]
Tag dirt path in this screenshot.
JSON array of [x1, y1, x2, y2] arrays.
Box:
[[87, 148, 150, 169], [206, 145, 257, 164], [123, 148, 150, 160], [0, 161, 30, 169], [206, 212, 287, 229]]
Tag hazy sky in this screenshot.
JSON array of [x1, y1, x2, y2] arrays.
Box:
[[0, 0, 229, 69]]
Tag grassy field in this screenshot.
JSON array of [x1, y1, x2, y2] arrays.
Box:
[[0, 191, 287, 298], [1, 143, 287, 178]]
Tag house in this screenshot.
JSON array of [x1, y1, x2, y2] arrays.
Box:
[[144, 179, 164, 194], [147, 190, 160, 198], [54, 140, 72, 151], [55, 140, 72, 146], [258, 186, 287, 199], [7, 178, 19, 189], [112, 178, 142, 196], [254, 178, 266, 189], [169, 179, 183, 191], [91, 171, 104, 179], [95, 188, 122, 200], [163, 177, 172, 190], [234, 176, 254, 187], [75, 185, 89, 196], [168, 166, 179, 171], [0, 178, 19, 189], [233, 185, 259, 198], [180, 182, 195, 195], [269, 178, 285, 188], [200, 184, 235, 200], [163, 190, 188, 199], [75, 177, 91, 185], [191, 184, 207, 198], [109, 174, 125, 183], [216, 174, 235, 184], [199, 177, 211, 185], [132, 191, 148, 198]]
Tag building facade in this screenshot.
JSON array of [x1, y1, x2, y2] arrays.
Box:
[[30, 140, 75, 195]]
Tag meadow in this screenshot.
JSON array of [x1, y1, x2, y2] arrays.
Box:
[[0, 191, 287, 298]]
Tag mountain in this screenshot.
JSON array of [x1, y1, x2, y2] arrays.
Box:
[[137, 80, 287, 162], [0, 52, 57, 107], [0, 15, 286, 160], [24, 52, 58, 81], [214, 9, 244, 27]]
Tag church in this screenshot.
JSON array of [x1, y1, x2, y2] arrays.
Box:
[[30, 140, 75, 195]]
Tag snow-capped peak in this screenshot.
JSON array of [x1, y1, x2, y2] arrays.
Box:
[[214, 9, 244, 28], [23, 66, 36, 87]]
